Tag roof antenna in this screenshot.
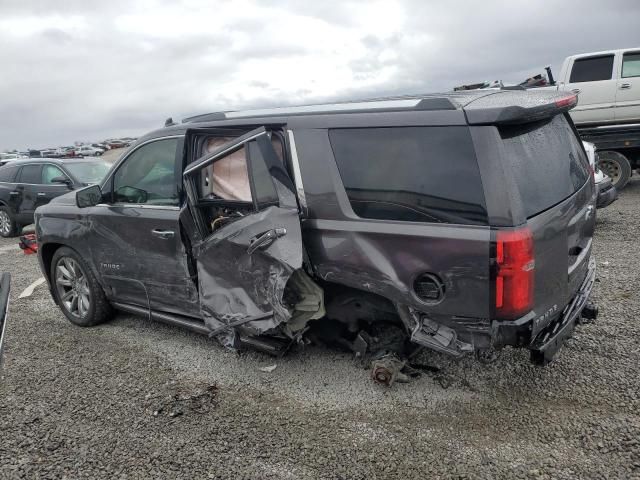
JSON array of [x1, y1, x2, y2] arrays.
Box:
[[164, 117, 176, 127]]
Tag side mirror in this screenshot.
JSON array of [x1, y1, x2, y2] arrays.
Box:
[[115, 186, 148, 204], [51, 176, 73, 188], [76, 184, 102, 208]]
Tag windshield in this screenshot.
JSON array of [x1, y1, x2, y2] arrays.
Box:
[[65, 161, 111, 184]]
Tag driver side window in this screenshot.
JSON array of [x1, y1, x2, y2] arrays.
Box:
[[112, 138, 179, 206]]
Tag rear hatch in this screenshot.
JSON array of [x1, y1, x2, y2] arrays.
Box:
[[497, 113, 595, 333]]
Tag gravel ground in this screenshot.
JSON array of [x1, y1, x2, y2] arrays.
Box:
[[1, 180, 639, 479]]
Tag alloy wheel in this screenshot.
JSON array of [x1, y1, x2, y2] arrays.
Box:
[[55, 257, 91, 318], [0, 211, 11, 236]]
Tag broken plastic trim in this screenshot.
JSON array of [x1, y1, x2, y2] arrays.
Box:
[[396, 304, 473, 357]]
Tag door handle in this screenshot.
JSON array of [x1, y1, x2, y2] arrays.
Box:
[[151, 229, 175, 239], [571, 88, 581, 94], [247, 228, 287, 255], [37, 192, 47, 197], [9, 191, 19, 196], [620, 83, 631, 89]]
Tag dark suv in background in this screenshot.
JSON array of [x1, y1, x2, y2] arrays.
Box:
[[0, 158, 110, 237], [35, 90, 596, 367]]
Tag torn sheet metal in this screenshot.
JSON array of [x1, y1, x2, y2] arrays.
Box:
[[282, 268, 325, 333], [193, 206, 325, 347]]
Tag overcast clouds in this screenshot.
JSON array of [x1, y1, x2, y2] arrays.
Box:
[[0, 0, 638, 150]]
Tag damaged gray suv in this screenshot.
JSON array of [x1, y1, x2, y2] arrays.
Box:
[[35, 90, 597, 367]]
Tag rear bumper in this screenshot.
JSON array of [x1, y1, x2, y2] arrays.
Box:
[[528, 257, 596, 365], [596, 181, 618, 208], [491, 257, 596, 365]]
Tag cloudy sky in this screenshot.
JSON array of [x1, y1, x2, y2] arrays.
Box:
[[0, 0, 638, 150]]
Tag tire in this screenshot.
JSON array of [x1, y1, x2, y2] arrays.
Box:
[[0, 207, 18, 238], [50, 247, 113, 327], [598, 150, 632, 190]]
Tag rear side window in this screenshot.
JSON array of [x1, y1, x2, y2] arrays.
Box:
[[569, 55, 614, 83], [499, 114, 590, 218], [18, 164, 42, 184], [622, 51, 640, 78], [0, 165, 19, 182], [329, 127, 487, 225]]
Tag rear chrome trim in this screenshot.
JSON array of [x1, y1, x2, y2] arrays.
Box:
[[286, 130, 307, 214]]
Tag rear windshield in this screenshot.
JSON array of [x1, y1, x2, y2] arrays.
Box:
[[499, 114, 590, 218], [0, 165, 19, 182], [329, 127, 487, 225]]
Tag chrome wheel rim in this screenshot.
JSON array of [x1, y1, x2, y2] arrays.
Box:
[[55, 258, 91, 318], [0, 211, 10, 235], [599, 159, 621, 185]]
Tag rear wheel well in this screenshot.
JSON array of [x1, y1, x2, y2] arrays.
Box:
[[321, 282, 401, 328]]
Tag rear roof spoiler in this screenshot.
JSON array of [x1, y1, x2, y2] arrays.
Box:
[[463, 91, 578, 125]]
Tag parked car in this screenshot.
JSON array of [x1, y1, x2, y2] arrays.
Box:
[[0, 158, 110, 237], [40, 149, 58, 158], [583, 141, 617, 208], [105, 140, 127, 149], [92, 143, 109, 152], [74, 145, 104, 157], [35, 90, 597, 368], [0, 272, 9, 368]]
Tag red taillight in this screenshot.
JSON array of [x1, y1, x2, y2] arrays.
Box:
[[493, 227, 535, 319], [555, 94, 577, 108]]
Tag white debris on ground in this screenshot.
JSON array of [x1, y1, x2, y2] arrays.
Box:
[[17, 277, 45, 299]]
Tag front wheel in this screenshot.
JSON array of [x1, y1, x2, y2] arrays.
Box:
[[51, 247, 113, 326], [598, 150, 632, 190]]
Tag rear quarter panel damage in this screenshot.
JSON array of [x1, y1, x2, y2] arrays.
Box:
[[292, 128, 492, 330]]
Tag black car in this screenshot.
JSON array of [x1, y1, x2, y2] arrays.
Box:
[[35, 90, 597, 368], [0, 158, 110, 237]]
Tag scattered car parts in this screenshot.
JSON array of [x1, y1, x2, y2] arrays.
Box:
[[0, 272, 10, 368]]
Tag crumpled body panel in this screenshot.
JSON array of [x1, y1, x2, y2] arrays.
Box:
[[193, 206, 308, 346]]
